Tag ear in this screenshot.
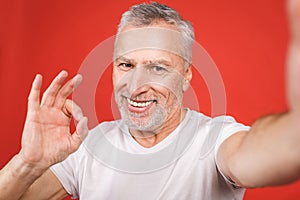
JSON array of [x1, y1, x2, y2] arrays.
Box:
[[182, 65, 192, 92]]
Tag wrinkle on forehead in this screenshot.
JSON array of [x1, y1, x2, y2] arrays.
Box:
[[114, 27, 186, 61]]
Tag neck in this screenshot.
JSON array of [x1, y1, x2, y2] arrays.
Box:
[[129, 107, 187, 148]]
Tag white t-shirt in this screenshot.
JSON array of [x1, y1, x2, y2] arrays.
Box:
[[51, 109, 249, 200]]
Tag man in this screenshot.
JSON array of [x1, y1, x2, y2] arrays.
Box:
[[0, 1, 299, 199]]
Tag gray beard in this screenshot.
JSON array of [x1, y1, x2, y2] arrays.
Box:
[[118, 101, 169, 132]]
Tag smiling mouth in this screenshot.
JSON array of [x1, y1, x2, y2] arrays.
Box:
[[126, 98, 157, 108]]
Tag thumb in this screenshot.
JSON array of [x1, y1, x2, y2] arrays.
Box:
[[70, 117, 88, 153]]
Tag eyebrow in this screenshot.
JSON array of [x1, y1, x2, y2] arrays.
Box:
[[115, 56, 171, 67], [142, 59, 171, 66], [114, 56, 136, 64]]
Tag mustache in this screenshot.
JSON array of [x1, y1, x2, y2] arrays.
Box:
[[116, 93, 160, 102]]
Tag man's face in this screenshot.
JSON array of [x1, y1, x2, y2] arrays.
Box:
[[113, 24, 191, 134]]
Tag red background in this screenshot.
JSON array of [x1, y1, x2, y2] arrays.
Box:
[[0, 0, 299, 199]]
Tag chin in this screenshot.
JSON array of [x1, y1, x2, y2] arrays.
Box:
[[124, 109, 167, 132]]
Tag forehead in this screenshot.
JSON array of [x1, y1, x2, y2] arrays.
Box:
[[114, 23, 186, 63]]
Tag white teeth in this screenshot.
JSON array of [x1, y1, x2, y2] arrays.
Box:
[[127, 98, 153, 107]]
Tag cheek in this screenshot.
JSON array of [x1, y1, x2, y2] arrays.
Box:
[[167, 83, 184, 104], [112, 70, 124, 91], [169, 90, 183, 103], [163, 76, 184, 97], [112, 69, 117, 86], [150, 75, 183, 102], [157, 87, 182, 105]]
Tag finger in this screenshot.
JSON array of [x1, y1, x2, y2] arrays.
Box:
[[70, 117, 88, 153], [27, 74, 43, 110], [288, 0, 300, 44], [287, 0, 300, 114], [40, 70, 68, 106], [63, 99, 84, 120], [53, 74, 82, 109], [286, 43, 300, 114]]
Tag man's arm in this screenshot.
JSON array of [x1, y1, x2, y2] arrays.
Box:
[[217, 0, 300, 188], [0, 71, 88, 199], [21, 169, 68, 199], [0, 157, 68, 200], [218, 114, 300, 188]]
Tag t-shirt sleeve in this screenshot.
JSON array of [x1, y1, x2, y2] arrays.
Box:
[[50, 145, 83, 198], [213, 116, 250, 187]]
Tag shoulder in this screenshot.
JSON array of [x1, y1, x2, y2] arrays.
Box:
[[186, 109, 249, 154], [188, 109, 245, 130]]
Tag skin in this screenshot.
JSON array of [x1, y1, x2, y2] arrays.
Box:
[[112, 22, 192, 146], [0, 71, 88, 199], [113, 47, 192, 146], [217, 0, 300, 187], [0, 0, 299, 198]]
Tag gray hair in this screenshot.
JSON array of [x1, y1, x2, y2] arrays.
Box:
[[116, 2, 195, 65]]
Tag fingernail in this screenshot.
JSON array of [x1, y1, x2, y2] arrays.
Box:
[[59, 70, 68, 77], [74, 74, 83, 88], [76, 112, 83, 120]]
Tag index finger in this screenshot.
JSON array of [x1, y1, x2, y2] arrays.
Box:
[[40, 70, 69, 106], [53, 74, 83, 109], [27, 74, 43, 110]]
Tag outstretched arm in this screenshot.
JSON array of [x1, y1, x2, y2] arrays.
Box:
[[217, 0, 300, 188], [0, 71, 88, 199]]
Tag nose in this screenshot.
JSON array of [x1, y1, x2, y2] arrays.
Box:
[[127, 66, 151, 98]]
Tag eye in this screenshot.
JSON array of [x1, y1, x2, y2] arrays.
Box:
[[151, 65, 167, 74], [118, 63, 133, 71], [153, 66, 164, 71]]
